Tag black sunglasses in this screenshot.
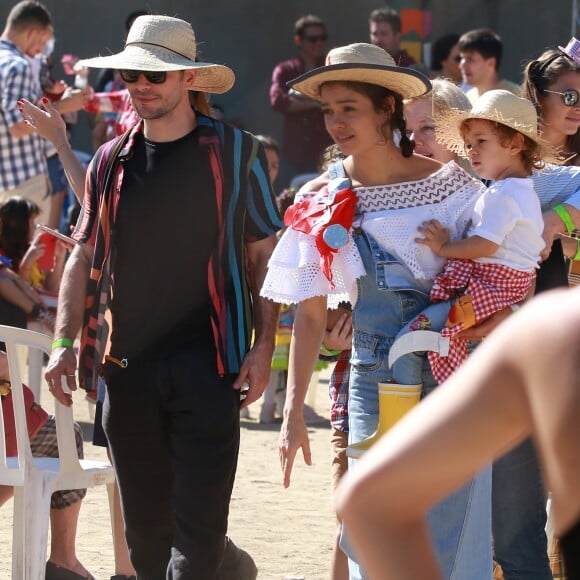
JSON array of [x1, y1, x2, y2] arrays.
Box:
[[119, 69, 167, 84], [543, 88, 580, 107], [303, 34, 327, 43]]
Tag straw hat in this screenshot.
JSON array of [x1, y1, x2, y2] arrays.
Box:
[[78, 15, 235, 94], [289, 43, 431, 101], [435, 89, 554, 159]]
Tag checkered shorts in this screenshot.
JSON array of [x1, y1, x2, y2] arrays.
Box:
[[30, 416, 87, 509], [429, 259, 535, 384]]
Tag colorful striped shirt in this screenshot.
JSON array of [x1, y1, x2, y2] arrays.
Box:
[[73, 114, 282, 391]]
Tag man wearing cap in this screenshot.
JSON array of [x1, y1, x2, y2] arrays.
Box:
[[45, 14, 282, 579]]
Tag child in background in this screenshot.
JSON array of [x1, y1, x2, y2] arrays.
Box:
[[248, 136, 284, 422], [0, 197, 65, 294], [389, 90, 551, 385], [254, 135, 327, 423]]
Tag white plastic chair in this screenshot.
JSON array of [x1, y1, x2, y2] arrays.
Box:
[[0, 325, 116, 579]]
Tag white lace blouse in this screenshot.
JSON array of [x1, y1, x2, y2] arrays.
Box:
[[261, 161, 485, 307]]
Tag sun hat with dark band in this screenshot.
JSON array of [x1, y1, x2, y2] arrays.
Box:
[[288, 43, 431, 101], [435, 89, 556, 161], [78, 15, 235, 94]]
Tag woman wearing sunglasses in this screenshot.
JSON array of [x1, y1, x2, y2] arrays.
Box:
[[522, 40, 580, 273], [471, 38, 580, 580], [523, 40, 580, 167]]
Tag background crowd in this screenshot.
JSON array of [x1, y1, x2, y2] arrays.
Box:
[[0, 1, 579, 579]]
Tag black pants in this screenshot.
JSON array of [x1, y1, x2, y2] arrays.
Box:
[[103, 345, 240, 579]]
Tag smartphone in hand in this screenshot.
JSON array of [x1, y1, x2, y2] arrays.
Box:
[[36, 224, 78, 246]]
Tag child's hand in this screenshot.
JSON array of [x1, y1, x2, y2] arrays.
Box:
[[25, 234, 46, 263], [415, 219, 450, 255], [323, 312, 352, 352]]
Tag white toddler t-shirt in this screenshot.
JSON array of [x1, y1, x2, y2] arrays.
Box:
[[468, 177, 544, 272]]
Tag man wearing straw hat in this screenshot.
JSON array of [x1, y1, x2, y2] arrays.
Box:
[[44, 14, 282, 579]]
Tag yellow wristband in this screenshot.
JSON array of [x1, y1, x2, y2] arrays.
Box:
[[574, 238, 580, 261], [51, 338, 74, 350], [554, 205, 575, 234]]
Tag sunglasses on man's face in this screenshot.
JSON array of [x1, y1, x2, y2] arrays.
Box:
[[119, 69, 167, 84], [543, 88, 580, 107], [303, 34, 328, 43]]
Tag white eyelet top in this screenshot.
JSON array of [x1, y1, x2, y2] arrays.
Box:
[[261, 161, 485, 307]]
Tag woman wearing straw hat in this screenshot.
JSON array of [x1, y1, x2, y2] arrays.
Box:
[[261, 43, 492, 578]]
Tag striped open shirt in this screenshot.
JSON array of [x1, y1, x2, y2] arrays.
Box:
[[73, 114, 282, 391]]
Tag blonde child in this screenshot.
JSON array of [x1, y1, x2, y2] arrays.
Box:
[[390, 90, 551, 385]]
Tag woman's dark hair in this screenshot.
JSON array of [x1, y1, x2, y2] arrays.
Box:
[[522, 49, 580, 165], [255, 134, 280, 156], [337, 81, 415, 157], [0, 197, 40, 271], [432, 33, 460, 71]]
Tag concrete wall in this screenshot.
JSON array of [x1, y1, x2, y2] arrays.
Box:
[[1, 0, 382, 152], [1, 0, 575, 153]]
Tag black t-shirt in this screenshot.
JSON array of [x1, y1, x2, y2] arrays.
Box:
[[109, 128, 218, 359]]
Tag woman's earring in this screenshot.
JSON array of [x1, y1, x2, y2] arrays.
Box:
[[392, 128, 402, 148]]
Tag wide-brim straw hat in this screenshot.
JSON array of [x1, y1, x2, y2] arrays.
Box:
[[289, 43, 431, 101], [435, 89, 556, 160], [78, 15, 235, 94]]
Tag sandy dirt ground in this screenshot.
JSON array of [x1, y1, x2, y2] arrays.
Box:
[[0, 368, 336, 579]]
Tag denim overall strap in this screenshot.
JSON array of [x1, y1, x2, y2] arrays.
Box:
[[327, 160, 346, 181], [343, 227, 492, 580]]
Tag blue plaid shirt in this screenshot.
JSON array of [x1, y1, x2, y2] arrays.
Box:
[[0, 40, 46, 192]]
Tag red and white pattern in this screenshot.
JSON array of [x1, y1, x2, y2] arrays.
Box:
[[428, 259, 535, 384]]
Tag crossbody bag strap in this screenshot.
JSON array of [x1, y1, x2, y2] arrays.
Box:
[[100, 128, 133, 199]]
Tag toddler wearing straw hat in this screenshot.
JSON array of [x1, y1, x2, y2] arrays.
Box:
[[389, 89, 552, 384]]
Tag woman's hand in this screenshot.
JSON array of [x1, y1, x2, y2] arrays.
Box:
[[279, 411, 312, 488], [559, 234, 579, 259], [540, 210, 565, 261], [18, 97, 68, 148], [19, 232, 46, 280], [25, 235, 46, 262], [457, 306, 512, 340], [323, 312, 352, 352], [415, 219, 450, 255]]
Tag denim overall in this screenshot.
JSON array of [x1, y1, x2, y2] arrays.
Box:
[[329, 162, 492, 579]]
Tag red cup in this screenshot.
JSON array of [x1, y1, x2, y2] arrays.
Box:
[[36, 232, 56, 271]]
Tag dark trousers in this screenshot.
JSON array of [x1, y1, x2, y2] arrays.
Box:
[[103, 346, 240, 580], [492, 438, 551, 579]]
